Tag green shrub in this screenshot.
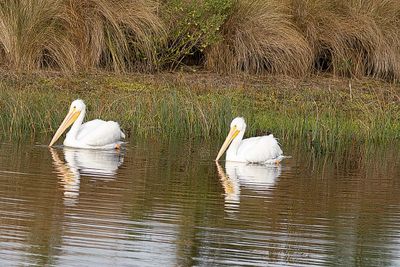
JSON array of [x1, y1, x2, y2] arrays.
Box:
[[158, 0, 233, 70]]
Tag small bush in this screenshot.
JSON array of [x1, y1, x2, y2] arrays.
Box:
[[158, 0, 233, 70]]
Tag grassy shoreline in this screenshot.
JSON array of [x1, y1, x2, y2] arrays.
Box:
[[0, 72, 399, 152]]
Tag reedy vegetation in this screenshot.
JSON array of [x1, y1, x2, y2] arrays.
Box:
[[0, 0, 399, 79], [0, 74, 398, 152]]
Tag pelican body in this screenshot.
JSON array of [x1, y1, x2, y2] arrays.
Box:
[[49, 99, 125, 149], [216, 117, 284, 164]]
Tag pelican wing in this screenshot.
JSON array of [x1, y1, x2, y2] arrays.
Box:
[[76, 119, 104, 139], [237, 134, 283, 163], [77, 119, 125, 147]]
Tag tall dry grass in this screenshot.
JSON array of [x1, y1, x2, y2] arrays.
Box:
[[0, 0, 76, 71], [65, 0, 163, 72], [0, 0, 163, 72], [347, 0, 400, 80], [205, 0, 312, 76], [290, 0, 400, 80], [0, 0, 400, 80]]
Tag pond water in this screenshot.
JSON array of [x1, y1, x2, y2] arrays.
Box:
[[0, 139, 399, 266]]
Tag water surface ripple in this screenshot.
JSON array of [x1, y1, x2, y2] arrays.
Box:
[[0, 140, 399, 266]]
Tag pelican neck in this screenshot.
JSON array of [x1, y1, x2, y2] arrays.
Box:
[[68, 109, 85, 139], [226, 129, 245, 159]]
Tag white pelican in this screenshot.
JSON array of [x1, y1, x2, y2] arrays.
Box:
[[216, 117, 284, 164], [49, 99, 125, 149]]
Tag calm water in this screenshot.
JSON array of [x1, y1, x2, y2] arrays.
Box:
[[0, 139, 399, 266]]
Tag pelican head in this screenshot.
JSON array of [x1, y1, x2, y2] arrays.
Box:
[[215, 117, 246, 161], [49, 99, 86, 147]]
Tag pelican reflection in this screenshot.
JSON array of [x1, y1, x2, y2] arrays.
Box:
[[216, 162, 240, 208], [50, 147, 124, 206], [216, 161, 281, 212]]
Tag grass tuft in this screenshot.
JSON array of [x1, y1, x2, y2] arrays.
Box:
[[290, 0, 400, 80], [0, 0, 163, 73], [65, 0, 164, 72], [0, 0, 76, 72], [205, 0, 312, 76]]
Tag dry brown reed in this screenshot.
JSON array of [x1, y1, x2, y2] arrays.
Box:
[[0, 0, 163, 72], [0, 0, 76, 71], [64, 0, 164, 72], [205, 0, 312, 76], [0, 0, 400, 80], [290, 0, 400, 80]]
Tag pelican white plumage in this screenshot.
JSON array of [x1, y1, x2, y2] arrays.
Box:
[[215, 117, 284, 164], [49, 99, 125, 149]]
